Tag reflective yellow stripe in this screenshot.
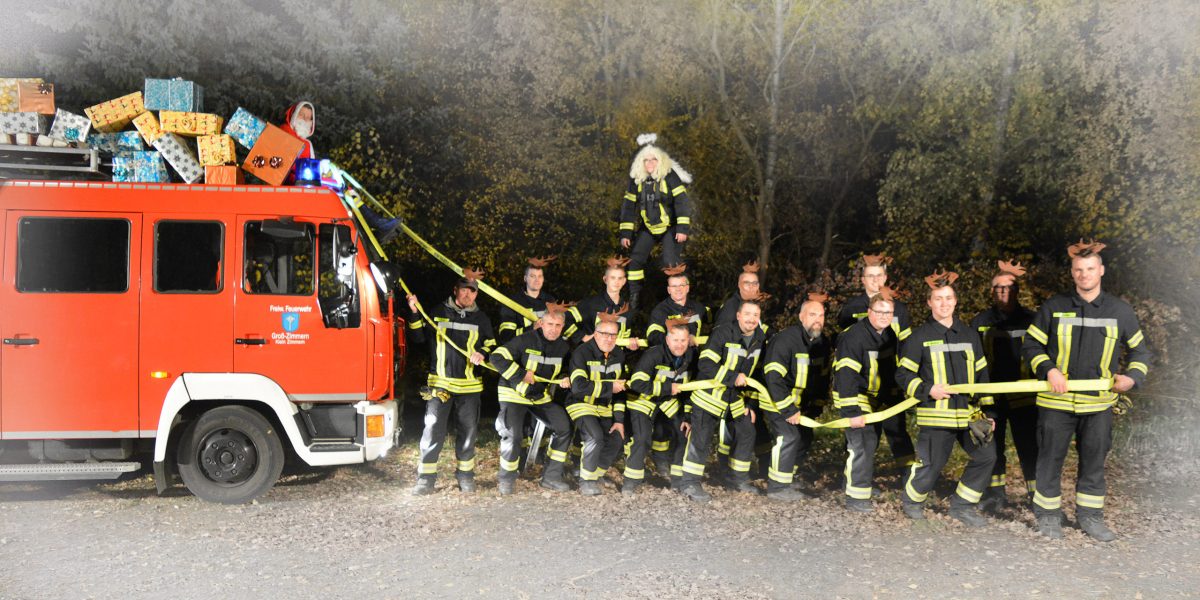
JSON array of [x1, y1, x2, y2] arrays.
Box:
[[905, 377, 922, 399], [457, 458, 475, 472], [1033, 491, 1061, 510], [623, 466, 645, 480], [955, 481, 983, 503], [546, 449, 568, 462], [1128, 361, 1148, 375], [1128, 330, 1144, 347], [904, 462, 927, 502], [418, 462, 439, 475], [990, 474, 1006, 488], [1076, 492, 1105, 509], [671, 185, 686, 196], [1030, 354, 1050, 371], [499, 457, 519, 472], [1026, 324, 1048, 345], [899, 357, 920, 372], [835, 357, 863, 372]]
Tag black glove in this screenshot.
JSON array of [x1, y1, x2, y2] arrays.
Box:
[[1112, 395, 1133, 416]]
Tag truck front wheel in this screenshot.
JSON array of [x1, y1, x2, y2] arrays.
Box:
[[177, 406, 284, 504]]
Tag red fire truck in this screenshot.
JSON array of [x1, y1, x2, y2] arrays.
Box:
[[0, 147, 405, 503]]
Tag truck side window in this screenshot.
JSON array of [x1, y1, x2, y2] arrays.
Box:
[[17, 217, 129, 293], [155, 221, 223, 293], [243, 221, 315, 296], [318, 223, 361, 328]]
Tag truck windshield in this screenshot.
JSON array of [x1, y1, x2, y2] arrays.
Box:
[[243, 221, 314, 296]]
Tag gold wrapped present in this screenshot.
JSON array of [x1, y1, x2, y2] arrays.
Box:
[[84, 92, 145, 133], [17, 81, 55, 115], [197, 134, 236, 166], [160, 110, 224, 137], [132, 111, 164, 145], [0, 77, 42, 112]]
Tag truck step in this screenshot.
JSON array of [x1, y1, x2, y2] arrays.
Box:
[[0, 462, 140, 481]]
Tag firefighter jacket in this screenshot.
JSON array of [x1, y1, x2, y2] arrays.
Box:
[[489, 328, 570, 405], [645, 297, 707, 347], [567, 340, 627, 420], [896, 317, 991, 429], [407, 297, 496, 394], [714, 293, 771, 335], [762, 325, 831, 419], [691, 322, 765, 419], [619, 171, 693, 240], [1021, 291, 1151, 414], [628, 343, 695, 420], [970, 305, 1036, 410], [836, 293, 912, 341], [565, 291, 633, 344], [497, 289, 556, 343], [832, 319, 900, 418]]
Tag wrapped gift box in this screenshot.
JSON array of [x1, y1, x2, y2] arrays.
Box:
[[0, 77, 42, 112], [113, 150, 170, 183], [160, 110, 223, 137], [17, 81, 55, 115], [197, 133, 236, 166], [0, 111, 48, 134], [86, 131, 145, 154], [48, 108, 91, 142], [132, 110, 164, 145], [152, 132, 203, 183], [224, 106, 266, 149], [84, 91, 145, 133], [205, 165, 244, 185], [144, 78, 204, 112], [242, 123, 305, 186]]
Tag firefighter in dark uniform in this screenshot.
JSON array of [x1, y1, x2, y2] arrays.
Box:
[[489, 303, 575, 495], [406, 269, 496, 495], [760, 292, 831, 501], [566, 309, 629, 496], [833, 288, 899, 512], [645, 264, 707, 347], [970, 260, 1038, 512], [619, 133, 694, 312], [1022, 240, 1150, 541], [713, 260, 771, 334], [678, 297, 767, 503], [896, 271, 996, 527], [626, 317, 696, 494], [565, 257, 640, 351], [835, 253, 915, 467], [497, 256, 557, 343]]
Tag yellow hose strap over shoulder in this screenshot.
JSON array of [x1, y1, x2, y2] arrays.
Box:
[[944, 379, 1113, 395]]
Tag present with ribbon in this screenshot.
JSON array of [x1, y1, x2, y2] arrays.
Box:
[[47, 108, 91, 142], [0, 77, 42, 112], [224, 106, 267, 149], [83, 91, 145, 133], [160, 110, 224, 137], [152, 132, 203, 183], [144, 77, 204, 112], [17, 81, 55, 115], [86, 131, 145, 154], [132, 110, 165, 145], [205, 165, 244, 185], [112, 150, 171, 183], [0, 111, 49, 135], [197, 133, 236, 166], [242, 123, 304, 186]]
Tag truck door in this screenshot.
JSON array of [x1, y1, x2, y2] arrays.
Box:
[[1, 212, 141, 437], [233, 216, 368, 400], [138, 216, 234, 433]]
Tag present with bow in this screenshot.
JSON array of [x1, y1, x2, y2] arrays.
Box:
[[17, 81, 55, 115], [197, 134, 236, 166], [0, 77, 42, 112], [47, 108, 91, 143], [160, 110, 224, 137], [242, 123, 304, 186]]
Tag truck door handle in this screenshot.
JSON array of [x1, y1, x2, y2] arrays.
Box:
[[3, 338, 39, 346], [235, 338, 267, 345]]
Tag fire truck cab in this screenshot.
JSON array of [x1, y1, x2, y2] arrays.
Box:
[[0, 176, 404, 503]]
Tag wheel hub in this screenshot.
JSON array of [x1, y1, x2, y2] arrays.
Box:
[[198, 428, 258, 485]]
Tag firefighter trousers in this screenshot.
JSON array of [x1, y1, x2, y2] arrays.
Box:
[[987, 402, 1039, 495], [417, 392, 479, 479], [842, 422, 882, 500], [627, 227, 683, 301], [902, 427, 996, 507], [496, 401, 571, 483], [1033, 407, 1113, 517], [575, 415, 625, 481], [761, 411, 814, 492], [681, 408, 755, 486], [626, 408, 684, 481]]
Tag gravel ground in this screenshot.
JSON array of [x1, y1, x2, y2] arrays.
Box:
[[2, 410, 1198, 599]]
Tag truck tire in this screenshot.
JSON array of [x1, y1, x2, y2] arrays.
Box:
[[176, 405, 284, 504]]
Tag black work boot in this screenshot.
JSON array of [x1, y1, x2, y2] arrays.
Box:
[[948, 502, 988, 528], [977, 487, 1006, 513], [497, 476, 515, 496], [622, 478, 643, 496], [722, 469, 760, 495], [845, 497, 874, 513], [681, 483, 712, 503], [456, 472, 476, 493], [1037, 512, 1064, 539], [902, 499, 927, 520], [540, 459, 570, 492], [653, 457, 672, 477], [579, 480, 602, 496], [1077, 509, 1116, 542], [411, 476, 436, 496], [766, 487, 806, 502]]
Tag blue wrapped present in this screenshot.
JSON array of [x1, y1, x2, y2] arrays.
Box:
[[87, 131, 145, 154], [224, 106, 266, 150], [113, 151, 170, 183], [144, 77, 204, 112]]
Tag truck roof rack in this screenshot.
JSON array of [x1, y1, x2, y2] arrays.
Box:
[[0, 143, 106, 180]]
